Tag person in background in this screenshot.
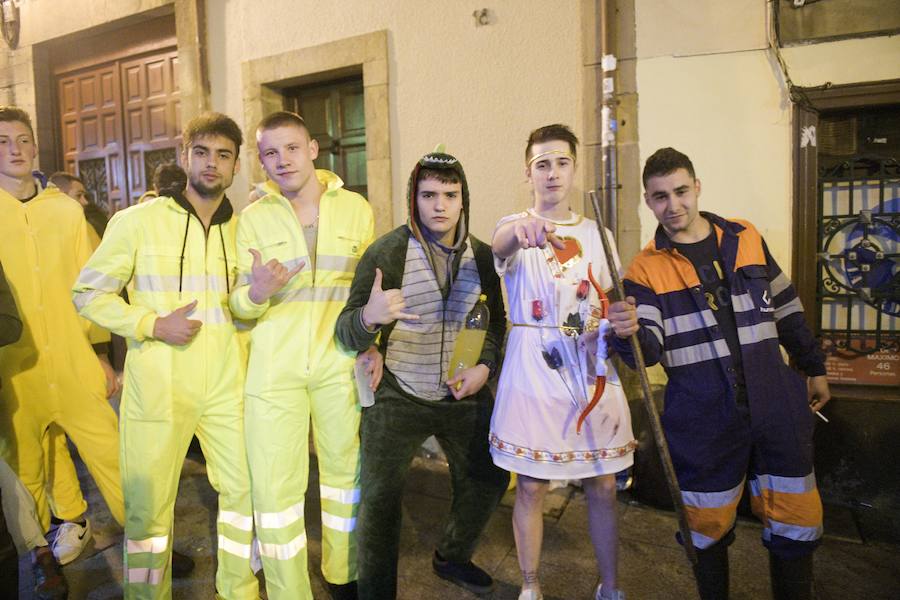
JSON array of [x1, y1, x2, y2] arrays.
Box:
[[49, 171, 109, 239], [138, 162, 188, 204]]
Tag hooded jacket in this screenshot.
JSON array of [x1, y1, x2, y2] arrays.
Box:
[[335, 153, 505, 401]]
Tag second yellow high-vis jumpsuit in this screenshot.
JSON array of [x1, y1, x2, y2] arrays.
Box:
[[230, 171, 373, 598], [73, 195, 257, 600], [0, 185, 124, 531]]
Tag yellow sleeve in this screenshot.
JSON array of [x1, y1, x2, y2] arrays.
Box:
[[228, 215, 271, 320], [72, 210, 158, 341], [73, 211, 111, 346], [359, 200, 376, 255]]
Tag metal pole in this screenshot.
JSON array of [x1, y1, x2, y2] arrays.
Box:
[[588, 191, 698, 567]]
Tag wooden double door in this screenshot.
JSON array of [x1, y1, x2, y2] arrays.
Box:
[[57, 48, 181, 214]]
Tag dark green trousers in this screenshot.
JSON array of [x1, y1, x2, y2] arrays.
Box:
[[356, 385, 509, 600]]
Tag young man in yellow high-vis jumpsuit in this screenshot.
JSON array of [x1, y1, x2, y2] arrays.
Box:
[[74, 112, 258, 600], [229, 111, 375, 600], [0, 106, 125, 567]]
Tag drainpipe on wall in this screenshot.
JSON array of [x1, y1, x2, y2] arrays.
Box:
[[598, 0, 618, 236]]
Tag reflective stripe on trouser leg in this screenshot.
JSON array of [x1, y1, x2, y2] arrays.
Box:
[[246, 387, 313, 599], [197, 368, 259, 600], [125, 534, 170, 590], [310, 379, 360, 584], [681, 479, 744, 549], [749, 472, 823, 557], [120, 402, 196, 600]]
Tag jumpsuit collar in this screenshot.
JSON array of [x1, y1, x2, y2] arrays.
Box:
[[169, 191, 234, 295], [171, 190, 234, 228], [652, 211, 745, 251]]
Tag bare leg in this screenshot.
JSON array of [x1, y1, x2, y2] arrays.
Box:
[[513, 474, 549, 594], [583, 474, 619, 593]]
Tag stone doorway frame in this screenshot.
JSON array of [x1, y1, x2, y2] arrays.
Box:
[[241, 30, 392, 233]]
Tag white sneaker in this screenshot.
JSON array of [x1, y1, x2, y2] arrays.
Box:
[[51, 520, 92, 565], [596, 583, 626, 600], [518, 589, 543, 600]]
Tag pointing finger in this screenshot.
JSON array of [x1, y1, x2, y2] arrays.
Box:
[[373, 268, 384, 291]]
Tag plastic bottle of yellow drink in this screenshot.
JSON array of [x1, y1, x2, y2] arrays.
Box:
[[449, 294, 489, 384]]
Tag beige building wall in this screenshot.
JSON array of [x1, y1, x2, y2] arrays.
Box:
[[633, 0, 900, 275], [206, 0, 585, 239], [3, 0, 586, 241]]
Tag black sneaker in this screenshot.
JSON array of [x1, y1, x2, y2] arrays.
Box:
[[327, 580, 358, 600], [432, 551, 493, 595], [33, 549, 69, 600]]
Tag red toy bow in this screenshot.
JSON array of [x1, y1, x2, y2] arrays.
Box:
[[577, 263, 609, 434]]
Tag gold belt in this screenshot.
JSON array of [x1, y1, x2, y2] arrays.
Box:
[[511, 322, 582, 335]]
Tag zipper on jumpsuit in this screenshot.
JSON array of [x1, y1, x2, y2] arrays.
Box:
[[284, 197, 313, 377], [182, 213, 213, 400], [669, 247, 738, 402]]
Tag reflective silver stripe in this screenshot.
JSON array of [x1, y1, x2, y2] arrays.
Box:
[[689, 529, 719, 550], [317, 254, 358, 273], [637, 304, 663, 329], [236, 273, 251, 287], [321, 512, 357, 532], [257, 532, 307, 560], [763, 521, 823, 542], [274, 286, 350, 304], [218, 534, 252, 558], [731, 293, 755, 312], [255, 501, 303, 529], [774, 297, 803, 322], [127, 567, 164, 584], [682, 481, 744, 509], [78, 267, 126, 292], [320, 485, 360, 505], [134, 274, 229, 293], [73, 289, 105, 312], [663, 309, 716, 336], [750, 473, 816, 495], [126, 535, 169, 554], [663, 339, 730, 367], [770, 272, 792, 298], [737, 321, 778, 346], [197, 307, 230, 325], [645, 324, 663, 346], [283, 257, 308, 272], [218, 510, 253, 532]]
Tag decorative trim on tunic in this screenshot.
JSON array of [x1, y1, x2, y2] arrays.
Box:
[[489, 433, 637, 464]]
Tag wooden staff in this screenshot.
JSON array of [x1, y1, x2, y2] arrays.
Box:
[[588, 190, 698, 567]]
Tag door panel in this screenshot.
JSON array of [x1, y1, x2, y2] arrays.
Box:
[[56, 47, 180, 214], [286, 77, 368, 198]]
